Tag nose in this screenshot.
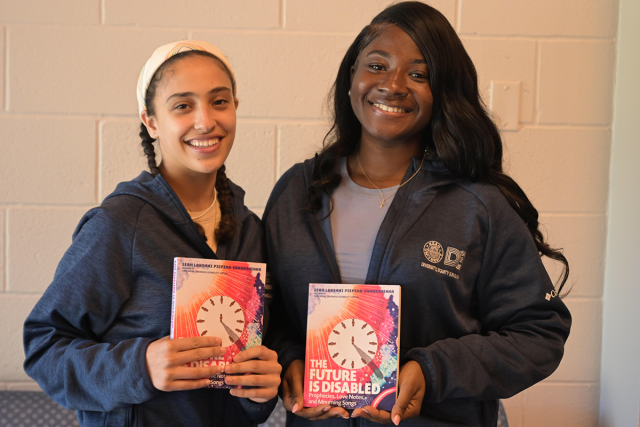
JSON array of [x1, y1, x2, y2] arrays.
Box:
[[378, 69, 408, 97], [194, 104, 216, 132]]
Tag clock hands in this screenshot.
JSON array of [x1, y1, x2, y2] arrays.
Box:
[[351, 336, 383, 379], [220, 314, 245, 350]]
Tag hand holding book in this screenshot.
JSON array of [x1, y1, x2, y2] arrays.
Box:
[[282, 360, 350, 421], [351, 360, 426, 425], [224, 345, 282, 403], [145, 335, 226, 391]]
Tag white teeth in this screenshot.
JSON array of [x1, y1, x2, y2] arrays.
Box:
[[374, 103, 407, 113], [188, 138, 219, 147]]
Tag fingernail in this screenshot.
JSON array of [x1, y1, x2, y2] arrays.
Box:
[[292, 403, 299, 413], [393, 415, 400, 425], [323, 406, 330, 412], [362, 408, 370, 414], [351, 412, 359, 418]]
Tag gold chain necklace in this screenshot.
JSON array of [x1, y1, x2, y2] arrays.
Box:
[[356, 150, 427, 209]]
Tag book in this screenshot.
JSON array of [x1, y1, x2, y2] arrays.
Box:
[[171, 257, 266, 388], [304, 284, 401, 411]]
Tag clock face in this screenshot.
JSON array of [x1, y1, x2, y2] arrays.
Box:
[[196, 295, 245, 344], [327, 318, 378, 370]]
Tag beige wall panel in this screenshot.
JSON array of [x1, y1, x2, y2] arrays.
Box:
[[278, 123, 328, 176], [0, 0, 99, 25], [104, 0, 279, 29], [503, 127, 610, 213], [224, 122, 276, 208], [0, 294, 41, 381], [286, 0, 457, 32], [7, 208, 88, 293], [8, 26, 185, 115], [547, 299, 602, 382], [525, 383, 599, 426], [539, 214, 605, 298], [100, 119, 152, 200], [193, 31, 354, 119], [0, 116, 96, 204], [502, 392, 524, 427], [460, 0, 618, 37], [0, 210, 4, 292], [0, 28, 4, 109], [539, 41, 615, 125], [461, 37, 536, 124]]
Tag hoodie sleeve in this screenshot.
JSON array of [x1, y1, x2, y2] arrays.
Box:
[[23, 204, 160, 411], [405, 192, 571, 402]]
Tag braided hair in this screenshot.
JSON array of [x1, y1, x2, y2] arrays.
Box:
[[139, 50, 237, 243]]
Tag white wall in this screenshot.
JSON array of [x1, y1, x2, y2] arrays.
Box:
[[600, 0, 640, 425], [0, 1, 620, 426]]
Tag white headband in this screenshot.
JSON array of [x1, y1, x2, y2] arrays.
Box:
[[136, 40, 236, 119]]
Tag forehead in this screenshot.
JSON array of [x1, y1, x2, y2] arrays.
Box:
[[358, 25, 424, 62], [157, 55, 233, 94]]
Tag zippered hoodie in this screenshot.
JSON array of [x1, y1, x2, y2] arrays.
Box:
[[24, 171, 276, 427], [263, 158, 571, 427]]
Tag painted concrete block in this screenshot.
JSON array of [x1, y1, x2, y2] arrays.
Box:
[[6, 382, 41, 391], [0, 28, 4, 110], [502, 127, 610, 213], [539, 214, 605, 298], [100, 119, 152, 201], [224, 122, 276, 208], [539, 41, 615, 125], [7, 208, 88, 293], [502, 392, 524, 427], [278, 123, 328, 176], [8, 26, 185, 115], [286, 0, 456, 32], [0, 294, 41, 381], [0, 0, 99, 25], [104, 0, 279, 29], [461, 37, 536, 124], [192, 31, 354, 119], [460, 0, 618, 37], [0, 116, 96, 204], [546, 299, 602, 382], [524, 383, 599, 426]]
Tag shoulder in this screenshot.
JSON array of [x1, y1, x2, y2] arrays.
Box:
[[451, 181, 518, 220], [73, 195, 151, 241], [263, 161, 310, 221]]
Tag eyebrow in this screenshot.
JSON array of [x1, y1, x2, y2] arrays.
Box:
[[366, 49, 427, 65], [165, 86, 232, 103]]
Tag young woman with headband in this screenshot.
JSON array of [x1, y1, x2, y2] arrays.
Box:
[[263, 2, 571, 426], [24, 40, 281, 427]]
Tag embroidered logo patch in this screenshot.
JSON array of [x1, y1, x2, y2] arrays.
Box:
[[444, 247, 466, 270], [423, 241, 444, 263]]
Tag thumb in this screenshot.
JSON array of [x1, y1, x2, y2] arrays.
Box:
[[390, 386, 412, 425], [283, 371, 304, 413]]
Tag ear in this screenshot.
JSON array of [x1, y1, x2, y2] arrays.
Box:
[[350, 63, 357, 87], [140, 110, 159, 139], [234, 97, 240, 111]]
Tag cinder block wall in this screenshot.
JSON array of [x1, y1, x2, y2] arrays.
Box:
[[0, 1, 618, 426]]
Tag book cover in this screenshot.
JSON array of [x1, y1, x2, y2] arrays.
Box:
[[304, 284, 401, 411], [171, 257, 266, 388]]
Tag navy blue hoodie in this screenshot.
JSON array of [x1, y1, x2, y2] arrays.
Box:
[[23, 171, 276, 427], [263, 158, 571, 427]]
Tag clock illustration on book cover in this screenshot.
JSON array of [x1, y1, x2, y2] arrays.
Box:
[[328, 318, 379, 371], [196, 295, 245, 345]]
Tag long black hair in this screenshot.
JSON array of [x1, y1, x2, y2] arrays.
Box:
[[139, 50, 237, 244], [308, 1, 569, 293]]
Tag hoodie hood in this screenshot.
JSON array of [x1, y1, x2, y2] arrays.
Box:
[[100, 171, 251, 260]]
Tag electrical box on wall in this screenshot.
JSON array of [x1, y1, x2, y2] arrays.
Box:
[[490, 81, 521, 131]]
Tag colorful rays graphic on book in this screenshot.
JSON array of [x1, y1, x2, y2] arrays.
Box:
[[304, 284, 401, 411], [171, 257, 266, 388]]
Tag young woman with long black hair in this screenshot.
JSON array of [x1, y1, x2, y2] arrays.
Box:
[[263, 3, 570, 426], [24, 40, 281, 426]]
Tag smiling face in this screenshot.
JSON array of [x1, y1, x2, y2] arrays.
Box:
[[350, 25, 433, 148], [142, 54, 237, 178]]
